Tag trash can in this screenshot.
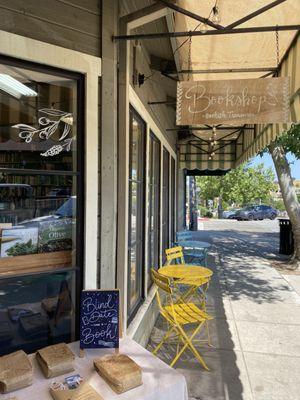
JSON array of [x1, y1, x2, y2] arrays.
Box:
[[279, 218, 294, 255]]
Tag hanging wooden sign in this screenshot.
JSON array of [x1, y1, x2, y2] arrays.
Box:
[[176, 77, 290, 125]]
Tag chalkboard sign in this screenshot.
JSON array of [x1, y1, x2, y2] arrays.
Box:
[[80, 290, 119, 349]]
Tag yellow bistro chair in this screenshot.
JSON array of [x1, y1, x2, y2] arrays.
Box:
[[165, 246, 185, 265], [151, 268, 213, 370]]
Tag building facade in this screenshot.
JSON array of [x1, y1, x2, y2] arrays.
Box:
[[0, 0, 299, 356], [0, 0, 181, 355]]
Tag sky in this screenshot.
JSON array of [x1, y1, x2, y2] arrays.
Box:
[[250, 152, 300, 180]]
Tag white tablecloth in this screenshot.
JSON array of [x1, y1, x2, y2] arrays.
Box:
[[7, 338, 188, 400]]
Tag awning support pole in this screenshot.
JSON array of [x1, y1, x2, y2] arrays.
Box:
[[113, 25, 300, 41]]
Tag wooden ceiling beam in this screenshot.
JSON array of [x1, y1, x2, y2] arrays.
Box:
[[156, 0, 224, 30], [120, 2, 170, 30]]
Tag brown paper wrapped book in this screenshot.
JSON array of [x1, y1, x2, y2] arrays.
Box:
[[50, 381, 103, 400], [0, 350, 33, 393], [94, 354, 142, 394], [36, 343, 75, 378]]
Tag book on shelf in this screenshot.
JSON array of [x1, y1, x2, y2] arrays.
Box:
[[38, 219, 73, 253], [0, 227, 38, 257]]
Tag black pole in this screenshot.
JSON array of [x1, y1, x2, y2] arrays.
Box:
[[189, 176, 198, 231], [165, 67, 278, 75], [113, 25, 300, 41]]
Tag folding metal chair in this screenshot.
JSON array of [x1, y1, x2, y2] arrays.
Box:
[[165, 246, 185, 265], [151, 268, 213, 370], [176, 231, 207, 266], [176, 230, 193, 242]]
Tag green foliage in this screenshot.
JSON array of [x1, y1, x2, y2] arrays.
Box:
[[198, 205, 213, 218], [271, 199, 286, 212], [277, 123, 300, 159], [196, 163, 276, 207]]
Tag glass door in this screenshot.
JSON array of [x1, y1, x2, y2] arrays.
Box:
[[162, 148, 170, 264], [147, 132, 160, 288], [171, 157, 176, 244], [128, 107, 145, 319]]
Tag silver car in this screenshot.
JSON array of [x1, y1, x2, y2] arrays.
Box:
[[235, 205, 277, 221]]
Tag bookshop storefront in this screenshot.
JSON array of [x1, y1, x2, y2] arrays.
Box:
[[0, 32, 101, 356], [0, 56, 84, 355]]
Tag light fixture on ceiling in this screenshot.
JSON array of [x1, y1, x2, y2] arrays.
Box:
[[0, 74, 38, 99], [211, 5, 221, 24], [208, 151, 215, 160], [200, 22, 208, 34], [210, 125, 218, 146]]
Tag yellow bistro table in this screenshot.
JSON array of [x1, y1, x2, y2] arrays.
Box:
[[158, 265, 213, 306], [158, 265, 213, 283]]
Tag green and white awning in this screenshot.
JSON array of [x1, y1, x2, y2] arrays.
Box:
[[174, 0, 300, 171]]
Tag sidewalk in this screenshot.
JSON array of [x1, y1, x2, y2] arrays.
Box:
[[147, 221, 300, 400]]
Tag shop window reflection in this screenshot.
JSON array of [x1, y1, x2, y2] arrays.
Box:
[[0, 57, 82, 355]]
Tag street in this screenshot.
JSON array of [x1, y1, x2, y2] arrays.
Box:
[[198, 219, 280, 259]]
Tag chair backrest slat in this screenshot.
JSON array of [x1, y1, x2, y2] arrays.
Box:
[[151, 268, 173, 294], [165, 246, 185, 264], [176, 230, 193, 241]]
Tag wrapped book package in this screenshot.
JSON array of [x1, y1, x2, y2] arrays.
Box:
[[50, 380, 103, 400], [94, 354, 142, 394], [0, 350, 33, 393], [36, 343, 75, 378]]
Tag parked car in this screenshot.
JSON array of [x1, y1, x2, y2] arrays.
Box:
[[222, 209, 240, 219], [20, 196, 76, 226], [235, 205, 277, 221]]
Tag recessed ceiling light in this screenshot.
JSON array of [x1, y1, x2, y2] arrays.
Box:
[[0, 74, 38, 99]]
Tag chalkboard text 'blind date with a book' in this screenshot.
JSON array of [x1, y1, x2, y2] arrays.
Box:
[[80, 290, 119, 350]]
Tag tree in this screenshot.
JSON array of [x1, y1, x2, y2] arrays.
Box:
[[268, 123, 300, 268], [196, 163, 276, 208]]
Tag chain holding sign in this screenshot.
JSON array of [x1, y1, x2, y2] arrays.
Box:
[[176, 77, 290, 125]]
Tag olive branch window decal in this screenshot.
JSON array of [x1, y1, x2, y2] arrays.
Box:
[[12, 108, 74, 157]]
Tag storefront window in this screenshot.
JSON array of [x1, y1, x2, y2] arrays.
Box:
[[147, 132, 160, 288], [171, 157, 176, 243], [0, 57, 83, 355], [128, 107, 145, 319], [162, 148, 170, 263]]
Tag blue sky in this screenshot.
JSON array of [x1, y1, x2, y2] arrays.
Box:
[[251, 152, 300, 180]]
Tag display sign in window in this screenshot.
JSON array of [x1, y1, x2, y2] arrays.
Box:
[[0, 57, 84, 355]]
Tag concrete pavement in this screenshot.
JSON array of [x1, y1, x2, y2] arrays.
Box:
[[147, 220, 300, 400]]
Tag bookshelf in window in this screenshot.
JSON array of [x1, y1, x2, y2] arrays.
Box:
[[0, 250, 72, 277]]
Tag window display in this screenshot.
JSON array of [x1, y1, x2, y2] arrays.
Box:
[[0, 56, 83, 356]]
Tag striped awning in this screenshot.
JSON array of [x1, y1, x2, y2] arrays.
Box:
[[179, 32, 300, 171], [175, 0, 300, 171], [236, 33, 300, 166]]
